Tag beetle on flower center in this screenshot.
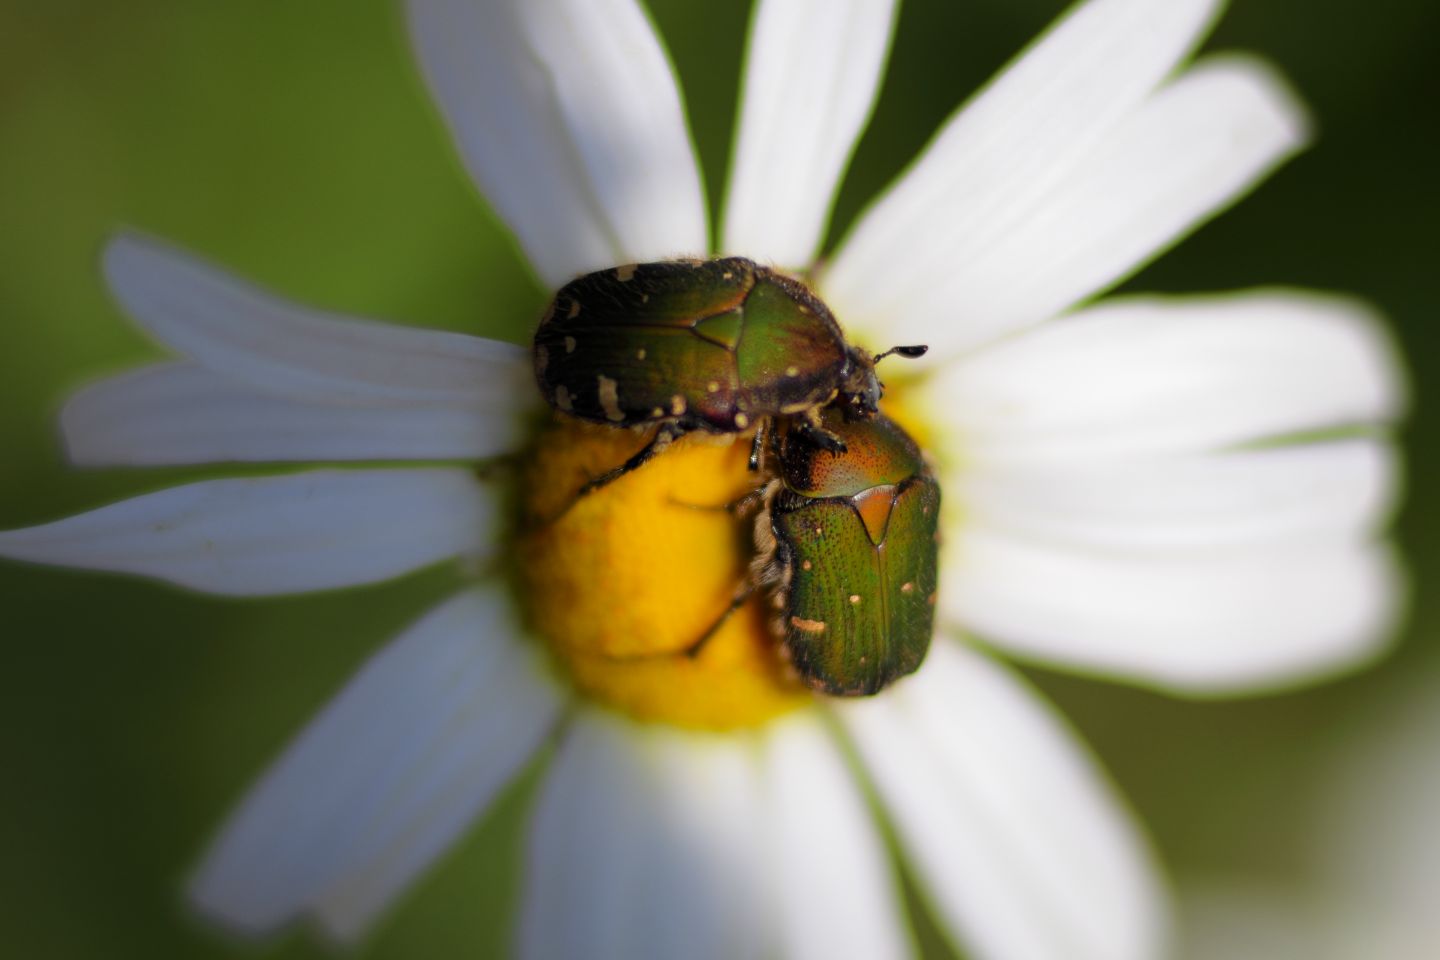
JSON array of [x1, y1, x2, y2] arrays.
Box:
[[705, 405, 941, 696]]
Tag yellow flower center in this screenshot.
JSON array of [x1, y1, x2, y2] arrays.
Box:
[[513, 416, 810, 729]]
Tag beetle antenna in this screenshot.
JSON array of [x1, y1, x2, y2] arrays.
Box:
[[875, 344, 928, 363]]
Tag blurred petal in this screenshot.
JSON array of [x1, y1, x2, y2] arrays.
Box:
[[824, 55, 1307, 355], [721, 0, 898, 267], [955, 440, 1396, 552], [840, 643, 1166, 960], [821, 0, 1220, 339], [761, 712, 909, 960], [519, 710, 768, 960], [1187, 670, 1440, 959], [408, 0, 707, 287], [1182, 886, 1322, 960], [944, 530, 1401, 692], [925, 291, 1403, 464], [62, 362, 528, 465], [189, 587, 562, 941], [104, 232, 534, 409], [1314, 694, 1440, 939], [0, 469, 489, 596]]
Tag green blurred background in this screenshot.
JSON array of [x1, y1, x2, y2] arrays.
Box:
[[0, 0, 1433, 956]]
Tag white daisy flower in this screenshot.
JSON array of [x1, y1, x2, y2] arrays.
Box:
[[0, 0, 1405, 958]]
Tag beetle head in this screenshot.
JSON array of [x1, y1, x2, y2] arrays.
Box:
[[838, 347, 883, 419], [837, 343, 929, 420]]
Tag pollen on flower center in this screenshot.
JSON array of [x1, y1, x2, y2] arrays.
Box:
[[512, 416, 809, 730]]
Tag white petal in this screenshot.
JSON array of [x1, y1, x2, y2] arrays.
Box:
[[926, 291, 1403, 464], [956, 440, 1396, 552], [189, 587, 562, 941], [104, 232, 537, 409], [821, 0, 1220, 340], [408, 0, 707, 287], [0, 469, 489, 596], [839, 643, 1166, 960], [761, 712, 910, 960], [721, 0, 898, 267], [519, 710, 768, 960], [62, 362, 526, 465], [944, 529, 1402, 692], [824, 55, 1307, 355]]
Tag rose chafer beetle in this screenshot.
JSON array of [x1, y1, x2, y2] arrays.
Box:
[[711, 407, 939, 696], [759, 408, 940, 695], [533, 257, 925, 495]]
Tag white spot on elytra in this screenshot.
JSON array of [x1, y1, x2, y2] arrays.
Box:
[[637, 348, 647, 360], [900, 582, 915, 594], [785, 365, 800, 377], [734, 413, 749, 429], [597, 375, 624, 422], [554, 385, 573, 412], [564, 336, 576, 354], [567, 301, 581, 319], [616, 263, 637, 281], [706, 381, 720, 393], [671, 394, 686, 416]]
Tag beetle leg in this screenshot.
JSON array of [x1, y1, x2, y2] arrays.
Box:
[[747, 418, 769, 472], [665, 477, 772, 515], [685, 579, 758, 658], [586, 578, 758, 663], [726, 486, 768, 517], [572, 422, 684, 500], [796, 409, 848, 455], [664, 486, 765, 515]]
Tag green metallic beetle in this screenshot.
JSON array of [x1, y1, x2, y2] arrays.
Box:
[[709, 407, 939, 696], [533, 257, 925, 495]]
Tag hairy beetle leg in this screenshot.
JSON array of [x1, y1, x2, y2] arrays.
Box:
[[727, 486, 768, 517]]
